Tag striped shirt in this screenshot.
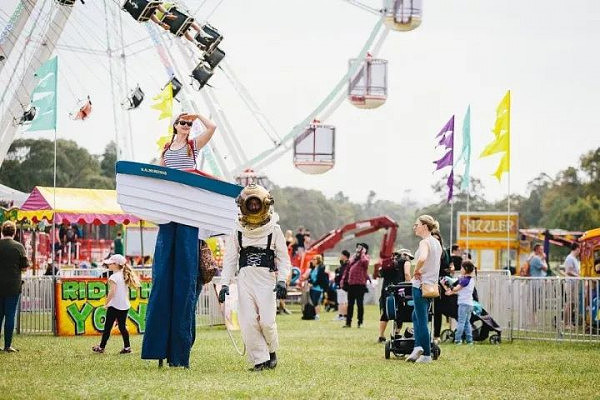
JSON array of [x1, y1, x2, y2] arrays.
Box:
[[163, 144, 198, 170]]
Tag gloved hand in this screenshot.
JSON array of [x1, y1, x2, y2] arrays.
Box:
[[274, 281, 287, 299], [218, 285, 229, 303]]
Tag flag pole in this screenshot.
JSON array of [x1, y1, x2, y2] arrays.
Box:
[[506, 91, 511, 270]]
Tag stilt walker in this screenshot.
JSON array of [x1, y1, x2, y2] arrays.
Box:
[[219, 184, 291, 371]]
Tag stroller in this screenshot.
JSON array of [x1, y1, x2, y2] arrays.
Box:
[[440, 301, 502, 344], [383, 283, 441, 360]]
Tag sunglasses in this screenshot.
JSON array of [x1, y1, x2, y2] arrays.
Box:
[[177, 121, 193, 127]]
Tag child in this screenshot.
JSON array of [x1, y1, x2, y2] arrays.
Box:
[[444, 260, 476, 345], [92, 254, 140, 354]]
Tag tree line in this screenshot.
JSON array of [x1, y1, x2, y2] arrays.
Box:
[[1, 139, 598, 256]]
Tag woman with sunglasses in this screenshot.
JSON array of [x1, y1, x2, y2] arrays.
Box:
[[160, 112, 216, 170], [142, 111, 216, 369]]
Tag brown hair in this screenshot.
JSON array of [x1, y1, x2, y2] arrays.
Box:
[[162, 113, 194, 158], [312, 254, 323, 265], [431, 229, 444, 248], [417, 215, 440, 232], [461, 260, 475, 274], [1, 221, 16, 237]]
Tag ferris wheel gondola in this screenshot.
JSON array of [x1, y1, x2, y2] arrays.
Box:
[[293, 121, 335, 175], [122, 85, 145, 110], [69, 96, 92, 120], [382, 0, 422, 32], [348, 53, 388, 109]]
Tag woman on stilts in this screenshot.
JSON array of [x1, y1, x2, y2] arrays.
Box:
[[141, 112, 216, 368]]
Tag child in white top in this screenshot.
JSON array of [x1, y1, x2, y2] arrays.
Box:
[[92, 254, 140, 354], [444, 260, 476, 344]]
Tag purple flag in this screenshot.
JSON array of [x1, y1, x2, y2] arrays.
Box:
[[446, 171, 454, 202], [436, 115, 455, 139], [437, 130, 454, 149], [433, 149, 453, 170]]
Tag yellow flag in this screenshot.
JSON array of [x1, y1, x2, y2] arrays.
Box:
[[493, 152, 510, 181], [156, 124, 174, 152], [480, 90, 510, 181], [151, 83, 173, 120]]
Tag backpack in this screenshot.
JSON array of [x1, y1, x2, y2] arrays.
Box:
[[301, 303, 316, 320], [198, 240, 218, 284]]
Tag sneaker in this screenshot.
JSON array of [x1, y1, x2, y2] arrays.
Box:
[[406, 346, 423, 362], [342, 324, 351, 328], [415, 355, 432, 363], [357, 322, 362, 328], [119, 347, 132, 354], [4, 347, 18, 353], [466, 342, 474, 346], [433, 337, 441, 345], [314, 314, 320, 320], [92, 345, 105, 353], [377, 337, 386, 343], [249, 362, 268, 372], [454, 341, 462, 345], [282, 308, 292, 315], [268, 352, 277, 369]]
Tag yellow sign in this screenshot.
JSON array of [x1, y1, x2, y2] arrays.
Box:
[[457, 212, 518, 241], [55, 278, 151, 336]]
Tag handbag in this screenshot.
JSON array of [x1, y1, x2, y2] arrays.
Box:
[[199, 240, 218, 284], [421, 282, 440, 298]]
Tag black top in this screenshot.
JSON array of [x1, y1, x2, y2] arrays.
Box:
[[295, 233, 305, 248], [380, 259, 405, 289], [0, 238, 29, 296], [334, 261, 348, 286], [439, 251, 452, 277]]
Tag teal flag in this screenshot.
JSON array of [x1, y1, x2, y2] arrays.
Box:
[[456, 105, 471, 191], [27, 56, 58, 132]]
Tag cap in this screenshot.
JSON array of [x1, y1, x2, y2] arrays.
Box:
[[102, 254, 127, 266], [397, 248, 415, 260]]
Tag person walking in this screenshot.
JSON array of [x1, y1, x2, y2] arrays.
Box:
[[0, 221, 29, 352], [406, 215, 442, 364], [92, 254, 140, 354], [341, 243, 370, 328]]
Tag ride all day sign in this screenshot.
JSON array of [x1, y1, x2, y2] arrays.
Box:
[[55, 278, 151, 336]]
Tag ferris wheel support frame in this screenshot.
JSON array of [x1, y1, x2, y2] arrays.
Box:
[[0, 4, 74, 167], [0, 0, 39, 77]]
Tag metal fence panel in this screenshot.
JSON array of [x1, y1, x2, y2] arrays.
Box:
[[196, 277, 225, 327], [17, 277, 54, 334], [475, 271, 512, 340]]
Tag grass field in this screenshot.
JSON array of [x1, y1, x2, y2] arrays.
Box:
[[2, 304, 599, 400]]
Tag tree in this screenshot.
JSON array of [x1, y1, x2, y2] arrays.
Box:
[[100, 141, 117, 181], [0, 139, 114, 192]]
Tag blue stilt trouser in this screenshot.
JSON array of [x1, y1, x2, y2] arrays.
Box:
[[142, 222, 198, 367], [0, 295, 20, 349], [411, 287, 431, 356]]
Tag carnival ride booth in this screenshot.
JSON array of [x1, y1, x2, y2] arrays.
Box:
[[348, 54, 388, 109], [580, 228, 600, 277], [518, 228, 583, 275], [382, 0, 423, 32], [17, 187, 140, 270], [456, 212, 519, 271], [293, 121, 335, 174]]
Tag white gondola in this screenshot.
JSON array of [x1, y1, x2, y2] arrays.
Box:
[[348, 54, 387, 109], [293, 121, 335, 174], [382, 0, 422, 32], [234, 168, 271, 189]]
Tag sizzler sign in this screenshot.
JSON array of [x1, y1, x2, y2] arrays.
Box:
[[457, 212, 518, 241], [55, 278, 152, 336]]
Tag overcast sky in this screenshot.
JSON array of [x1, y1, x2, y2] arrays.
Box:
[[2, 0, 600, 205]]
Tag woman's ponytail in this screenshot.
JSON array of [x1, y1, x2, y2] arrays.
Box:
[[122, 264, 141, 288]]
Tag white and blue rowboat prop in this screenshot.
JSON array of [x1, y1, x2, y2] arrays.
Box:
[[116, 161, 243, 238]]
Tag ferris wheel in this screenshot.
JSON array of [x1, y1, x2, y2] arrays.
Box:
[[0, 0, 423, 184]]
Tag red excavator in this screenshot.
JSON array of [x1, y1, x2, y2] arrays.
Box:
[[292, 216, 399, 274]]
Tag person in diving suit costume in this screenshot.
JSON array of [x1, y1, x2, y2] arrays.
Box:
[[219, 184, 291, 371]]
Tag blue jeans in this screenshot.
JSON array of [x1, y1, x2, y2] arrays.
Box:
[[411, 287, 431, 356], [142, 222, 199, 367], [0, 295, 20, 348], [456, 304, 473, 343]]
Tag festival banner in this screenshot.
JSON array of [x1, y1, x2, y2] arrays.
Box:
[[55, 278, 151, 336], [457, 212, 519, 241]]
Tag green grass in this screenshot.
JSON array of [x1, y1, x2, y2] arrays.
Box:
[[2, 305, 599, 399]]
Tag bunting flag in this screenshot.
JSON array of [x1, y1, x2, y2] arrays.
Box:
[[151, 83, 173, 120], [433, 115, 455, 202], [480, 91, 510, 181], [27, 56, 58, 132], [456, 105, 471, 190]]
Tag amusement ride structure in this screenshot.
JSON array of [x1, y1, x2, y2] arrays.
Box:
[[0, 0, 423, 183]]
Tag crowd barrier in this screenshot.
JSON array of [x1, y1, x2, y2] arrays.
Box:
[[16, 273, 600, 342]]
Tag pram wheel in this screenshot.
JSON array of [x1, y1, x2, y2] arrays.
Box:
[[384, 340, 391, 359], [431, 343, 441, 360], [440, 329, 454, 343], [489, 334, 501, 345]]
